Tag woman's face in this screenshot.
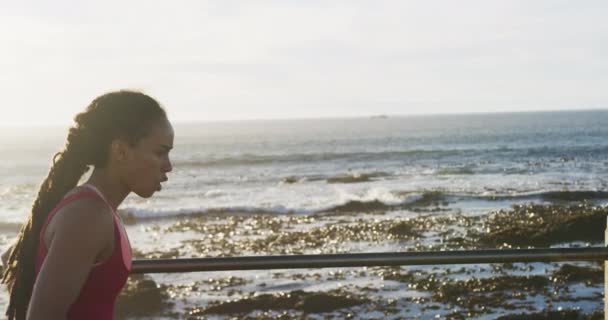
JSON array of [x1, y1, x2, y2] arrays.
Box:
[[120, 119, 174, 198]]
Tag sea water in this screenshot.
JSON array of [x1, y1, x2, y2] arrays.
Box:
[[1, 110, 607, 319]]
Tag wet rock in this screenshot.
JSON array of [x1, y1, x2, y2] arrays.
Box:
[[383, 272, 551, 316], [444, 311, 467, 319], [114, 274, 173, 319], [551, 264, 603, 285], [181, 213, 473, 257], [541, 191, 608, 202], [239, 312, 304, 320], [281, 176, 300, 184], [471, 203, 608, 247], [193, 290, 368, 315], [496, 309, 603, 320], [327, 172, 388, 184], [327, 200, 390, 213], [167, 215, 285, 235], [327, 175, 372, 184], [201, 276, 249, 291], [297, 292, 363, 313], [404, 191, 447, 208], [132, 247, 182, 259], [387, 221, 422, 237], [430, 275, 551, 316], [436, 275, 549, 299]]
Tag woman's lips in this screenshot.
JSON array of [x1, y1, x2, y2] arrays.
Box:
[[158, 177, 168, 191]]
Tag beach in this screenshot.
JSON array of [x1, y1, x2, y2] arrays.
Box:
[[1, 110, 608, 319]]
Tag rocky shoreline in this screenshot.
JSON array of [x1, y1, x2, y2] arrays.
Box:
[[114, 201, 608, 319]]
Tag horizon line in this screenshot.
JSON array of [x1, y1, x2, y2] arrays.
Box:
[[1, 107, 607, 128]]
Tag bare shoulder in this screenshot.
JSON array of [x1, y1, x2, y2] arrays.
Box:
[[47, 194, 114, 246]]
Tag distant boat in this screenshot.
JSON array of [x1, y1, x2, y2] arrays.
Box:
[[370, 114, 389, 119]]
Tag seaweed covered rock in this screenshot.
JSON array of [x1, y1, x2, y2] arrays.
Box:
[[193, 289, 368, 315], [326, 172, 389, 184], [404, 191, 448, 209], [327, 174, 372, 184], [387, 221, 422, 238], [471, 203, 608, 247], [496, 309, 603, 320], [551, 264, 603, 285], [327, 200, 390, 213], [383, 269, 552, 316], [432, 275, 549, 313]]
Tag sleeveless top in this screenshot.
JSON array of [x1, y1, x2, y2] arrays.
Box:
[[34, 185, 132, 319]]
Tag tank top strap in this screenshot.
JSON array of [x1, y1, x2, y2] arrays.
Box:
[[39, 190, 101, 250], [80, 184, 115, 213], [81, 183, 133, 271]]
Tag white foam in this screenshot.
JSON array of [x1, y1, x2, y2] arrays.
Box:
[[120, 184, 426, 220], [203, 189, 226, 198]]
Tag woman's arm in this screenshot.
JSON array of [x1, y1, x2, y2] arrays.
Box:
[[26, 199, 113, 320]]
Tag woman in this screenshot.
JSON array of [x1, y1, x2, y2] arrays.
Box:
[[1, 90, 174, 320]]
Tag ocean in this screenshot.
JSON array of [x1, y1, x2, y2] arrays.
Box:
[[1, 110, 607, 319]]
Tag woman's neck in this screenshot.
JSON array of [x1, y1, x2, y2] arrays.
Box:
[[85, 169, 130, 211]]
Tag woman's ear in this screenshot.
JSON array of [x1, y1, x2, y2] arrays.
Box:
[[109, 139, 129, 162]]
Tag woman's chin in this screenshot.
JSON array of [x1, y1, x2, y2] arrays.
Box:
[[134, 188, 156, 198]]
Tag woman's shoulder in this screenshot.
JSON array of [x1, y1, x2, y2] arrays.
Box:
[[56, 190, 113, 224], [47, 188, 115, 243]]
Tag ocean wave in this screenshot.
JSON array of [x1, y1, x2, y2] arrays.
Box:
[[203, 189, 226, 198], [0, 221, 21, 233], [436, 167, 475, 175], [435, 166, 533, 176], [118, 188, 608, 221], [0, 183, 37, 197], [172, 145, 608, 169], [279, 171, 392, 185], [523, 145, 608, 158], [321, 191, 445, 213], [119, 191, 430, 220], [173, 149, 469, 168], [119, 205, 300, 221], [326, 171, 391, 184]]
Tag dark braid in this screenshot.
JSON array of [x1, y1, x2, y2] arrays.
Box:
[[1, 90, 166, 319]]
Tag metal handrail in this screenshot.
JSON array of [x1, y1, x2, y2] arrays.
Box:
[[131, 247, 608, 274]]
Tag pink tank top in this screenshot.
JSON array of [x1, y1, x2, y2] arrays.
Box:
[[34, 185, 132, 319]]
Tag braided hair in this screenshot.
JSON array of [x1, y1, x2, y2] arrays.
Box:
[[1, 90, 167, 320]]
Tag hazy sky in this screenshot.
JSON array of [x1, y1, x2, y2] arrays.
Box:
[[1, 1, 607, 126]]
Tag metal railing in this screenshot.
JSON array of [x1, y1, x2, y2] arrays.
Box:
[[131, 247, 608, 273], [130, 238, 608, 319]]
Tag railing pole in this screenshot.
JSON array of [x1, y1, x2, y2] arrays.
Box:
[[605, 216, 607, 320], [131, 247, 608, 274]]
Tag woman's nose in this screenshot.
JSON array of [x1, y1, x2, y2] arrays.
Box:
[[163, 157, 173, 173]]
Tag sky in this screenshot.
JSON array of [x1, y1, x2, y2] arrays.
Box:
[[0, 1, 607, 126]]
